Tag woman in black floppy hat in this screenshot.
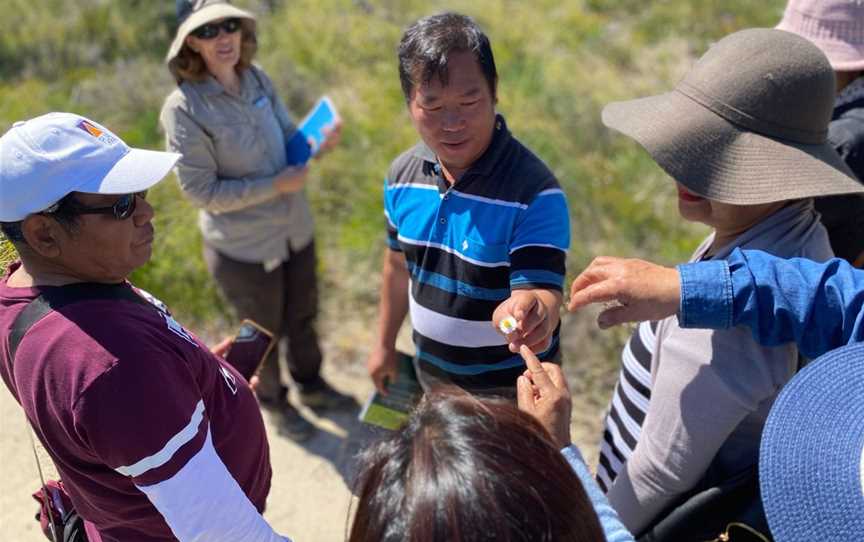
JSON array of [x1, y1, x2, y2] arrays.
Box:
[[160, 0, 354, 443], [594, 28, 864, 540]]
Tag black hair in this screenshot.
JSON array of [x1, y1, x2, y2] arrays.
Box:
[[0, 222, 25, 245], [398, 12, 498, 103], [348, 387, 606, 542]]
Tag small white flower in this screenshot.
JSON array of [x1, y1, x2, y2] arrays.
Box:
[[499, 316, 518, 334]]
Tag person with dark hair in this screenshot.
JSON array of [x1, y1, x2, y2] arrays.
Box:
[[777, 0, 864, 267], [350, 345, 633, 542], [160, 0, 353, 443], [0, 113, 291, 541], [368, 12, 570, 396]]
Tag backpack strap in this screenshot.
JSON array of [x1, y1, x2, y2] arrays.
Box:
[[7, 282, 145, 542], [8, 282, 147, 364]]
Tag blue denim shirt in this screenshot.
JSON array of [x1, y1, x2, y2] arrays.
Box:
[[678, 248, 864, 359]]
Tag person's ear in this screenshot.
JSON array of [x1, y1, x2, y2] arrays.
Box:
[[185, 35, 199, 53], [21, 215, 65, 258]]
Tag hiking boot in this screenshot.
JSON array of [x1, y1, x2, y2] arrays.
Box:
[[297, 380, 359, 413], [259, 398, 317, 442]]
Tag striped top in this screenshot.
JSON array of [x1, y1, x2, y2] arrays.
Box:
[[384, 116, 570, 391], [597, 320, 657, 492], [596, 200, 834, 533]]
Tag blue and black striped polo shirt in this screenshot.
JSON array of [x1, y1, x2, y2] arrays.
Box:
[[384, 116, 570, 392]]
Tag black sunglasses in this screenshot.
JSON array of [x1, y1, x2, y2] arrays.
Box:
[[45, 192, 147, 221], [191, 18, 242, 40]]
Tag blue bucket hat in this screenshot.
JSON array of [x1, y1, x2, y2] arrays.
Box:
[[760, 342, 864, 541]]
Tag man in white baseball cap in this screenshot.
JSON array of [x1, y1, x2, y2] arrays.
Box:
[[0, 113, 292, 541], [1, 112, 181, 222]]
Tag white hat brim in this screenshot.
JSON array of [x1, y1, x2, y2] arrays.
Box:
[[165, 4, 256, 63], [77, 148, 180, 196]]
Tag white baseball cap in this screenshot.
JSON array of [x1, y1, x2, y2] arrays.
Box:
[[0, 112, 180, 222]]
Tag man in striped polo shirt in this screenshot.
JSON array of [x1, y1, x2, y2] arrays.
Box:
[[367, 12, 571, 395]]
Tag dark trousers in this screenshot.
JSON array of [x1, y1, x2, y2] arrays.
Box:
[[204, 241, 323, 402]]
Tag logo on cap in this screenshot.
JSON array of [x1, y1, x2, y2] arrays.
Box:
[[77, 119, 118, 145], [77, 120, 103, 138]]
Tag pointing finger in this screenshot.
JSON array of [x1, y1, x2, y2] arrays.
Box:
[[519, 344, 553, 391], [516, 375, 535, 412]]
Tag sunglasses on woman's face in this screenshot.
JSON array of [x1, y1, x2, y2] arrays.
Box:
[[191, 18, 241, 40], [45, 192, 147, 221]]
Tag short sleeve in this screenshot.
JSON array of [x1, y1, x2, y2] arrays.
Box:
[[509, 188, 570, 291], [383, 176, 402, 252]]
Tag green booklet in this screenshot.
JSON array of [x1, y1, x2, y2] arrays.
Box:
[[358, 351, 422, 430]]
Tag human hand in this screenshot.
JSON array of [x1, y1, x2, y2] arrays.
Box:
[[367, 345, 398, 395], [211, 336, 233, 358], [493, 290, 556, 353], [567, 256, 681, 328], [212, 336, 259, 391], [516, 345, 572, 448], [314, 120, 342, 157], [274, 165, 309, 194]]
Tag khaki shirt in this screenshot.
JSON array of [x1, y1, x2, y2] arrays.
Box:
[[160, 65, 314, 264]]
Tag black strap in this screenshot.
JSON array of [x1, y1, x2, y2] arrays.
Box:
[[636, 464, 770, 541], [8, 282, 147, 364]]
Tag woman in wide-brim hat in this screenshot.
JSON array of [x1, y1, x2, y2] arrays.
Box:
[[594, 27, 864, 539], [160, 0, 354, 444], [777, 0, 864, 266]]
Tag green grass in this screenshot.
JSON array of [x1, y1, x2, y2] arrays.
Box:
[[1, 0, 784, 349]]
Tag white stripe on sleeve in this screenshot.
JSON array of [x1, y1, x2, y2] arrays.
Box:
[[116, 400, 205, 477], [136, 428, 290, 542]]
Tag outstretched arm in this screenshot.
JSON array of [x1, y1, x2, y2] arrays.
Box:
[[679, 248, 864, 359], [567, 250, 864, 359], [567, 256, 681, 327]]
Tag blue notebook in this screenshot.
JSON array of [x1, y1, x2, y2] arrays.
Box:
[[285, 96, 340, 166]]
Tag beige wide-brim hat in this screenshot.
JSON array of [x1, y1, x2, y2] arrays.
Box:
[[602, 28, 863, 205], [165, 0, 255, 63]]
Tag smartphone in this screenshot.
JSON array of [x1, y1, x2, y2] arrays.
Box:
[[224, 319, 276, 381]]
